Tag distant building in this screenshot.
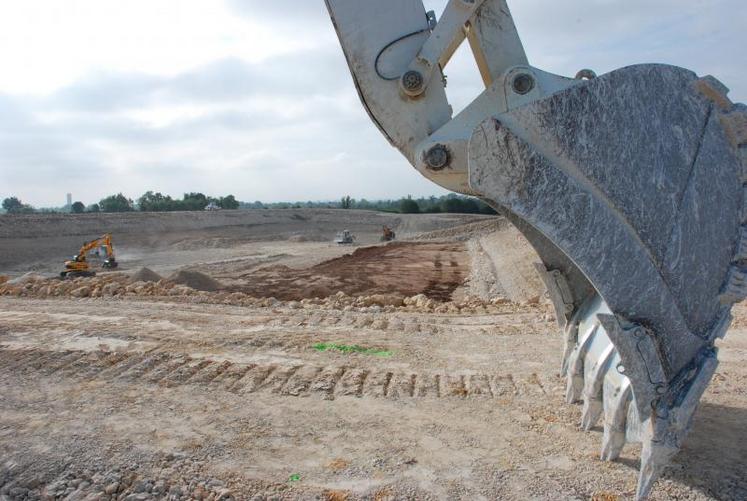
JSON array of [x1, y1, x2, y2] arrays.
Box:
[[66, 193, 72, 212]]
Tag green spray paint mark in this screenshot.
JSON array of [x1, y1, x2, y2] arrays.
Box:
[[312, 343, 392, 357]]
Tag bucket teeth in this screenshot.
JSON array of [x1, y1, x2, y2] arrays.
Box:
[[560, 296, 720, 500]]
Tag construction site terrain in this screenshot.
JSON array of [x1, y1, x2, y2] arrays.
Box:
[[0, 209, 744, 501]]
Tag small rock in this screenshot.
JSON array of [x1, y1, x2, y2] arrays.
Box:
[[71, 286, 91, 298], [124, 494, 151, 501], [526, 295, 541, 305], [102, 283, 122, 296]]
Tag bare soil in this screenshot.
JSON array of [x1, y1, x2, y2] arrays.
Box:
[[0, 210, 744, 501], [228, 242, 469, 302]]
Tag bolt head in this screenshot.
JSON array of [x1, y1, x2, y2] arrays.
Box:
[[402, 70, 425, 94], [425, 145, 450, 171], [575, 69, 597, 81], [512, 73, 535, 95]]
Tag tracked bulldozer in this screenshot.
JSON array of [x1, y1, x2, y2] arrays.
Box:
[[324, 1, 746, 498]]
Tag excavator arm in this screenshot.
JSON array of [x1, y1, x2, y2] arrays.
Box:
[[74, 234, 116, 262], [325, 1, 746, 498]]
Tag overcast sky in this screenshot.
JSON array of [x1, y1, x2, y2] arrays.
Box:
[[1, 0, 745, 207]]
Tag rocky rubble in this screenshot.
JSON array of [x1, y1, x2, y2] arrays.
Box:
[[0, 454, 235, 501], [0, 273, 543, 315]]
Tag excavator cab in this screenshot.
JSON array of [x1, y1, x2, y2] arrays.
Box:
[[325, 0, 746, 498]]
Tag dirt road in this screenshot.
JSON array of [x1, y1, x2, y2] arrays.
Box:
[[0, 297, 744, 500]]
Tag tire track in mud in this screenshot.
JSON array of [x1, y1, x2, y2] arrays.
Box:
[[0, 348, 548, 401]]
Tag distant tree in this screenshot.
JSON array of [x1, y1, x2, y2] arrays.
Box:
[[341, 195, 353, 209], [138, 191, 178, 212], [421, 195, 441, 213], [399, 196, 420, 214], [442, 196, 476, 214], [87, 203, 100, 213], [219, 195, 239, 210], [99, 193, 133, 213], [2, 197, 23, 213], [71, 201, 85, 213], [182, 192, 208, 211], [2, 196, 35, 214]]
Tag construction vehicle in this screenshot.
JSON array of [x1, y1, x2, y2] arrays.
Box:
[[61, 234, 118, 278], [324, 1, 746, 498], [381, 225, 396, 242], [335, 230, 356, 245]]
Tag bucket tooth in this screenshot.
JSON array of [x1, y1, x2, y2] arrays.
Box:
[[636, 435, 675, 501], [560, 319, 578, 376], [565, 321, 598, 404], [580, 396, 602, 432], [580, 342, 615, 431], [600, 375, 631, 461]]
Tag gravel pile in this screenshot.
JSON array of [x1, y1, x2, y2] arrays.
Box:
[[167, 270, 223, 292], [130, 267, 162, 283], [0, 274, 542, 315]]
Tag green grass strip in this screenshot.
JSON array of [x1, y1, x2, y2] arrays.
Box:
[[312, 342, 392, 357]]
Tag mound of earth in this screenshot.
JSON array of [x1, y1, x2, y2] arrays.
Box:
[[168, 270, 223, 292], [131, 267, 162, 283], [7, 272, 47, 285], [412, 219, 505, 242]]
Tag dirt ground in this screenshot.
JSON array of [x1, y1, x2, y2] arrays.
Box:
[[0, 210, 744, 501]]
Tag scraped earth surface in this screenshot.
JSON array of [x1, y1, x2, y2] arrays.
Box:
[[229, 242, 469, 301], [0, 210, 744, 501]]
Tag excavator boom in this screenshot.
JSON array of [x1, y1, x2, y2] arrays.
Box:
[[325, 1, 746, 498]]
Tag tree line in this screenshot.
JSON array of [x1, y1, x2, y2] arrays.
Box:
[[111, 192, 239, 212], [242, 194, 497, 215], [1, 192, 240, 214], [2, 193, 496, 215]]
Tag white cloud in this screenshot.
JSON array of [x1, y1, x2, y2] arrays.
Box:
[[0, 0, 302, 94]]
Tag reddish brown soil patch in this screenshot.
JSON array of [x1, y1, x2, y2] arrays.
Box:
[[230, 242, 468, 301]]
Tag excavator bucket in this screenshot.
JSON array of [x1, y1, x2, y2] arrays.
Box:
[[325, 0, 746, 498]]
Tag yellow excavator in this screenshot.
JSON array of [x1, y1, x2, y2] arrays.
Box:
[[60, 234, 118, 278]]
